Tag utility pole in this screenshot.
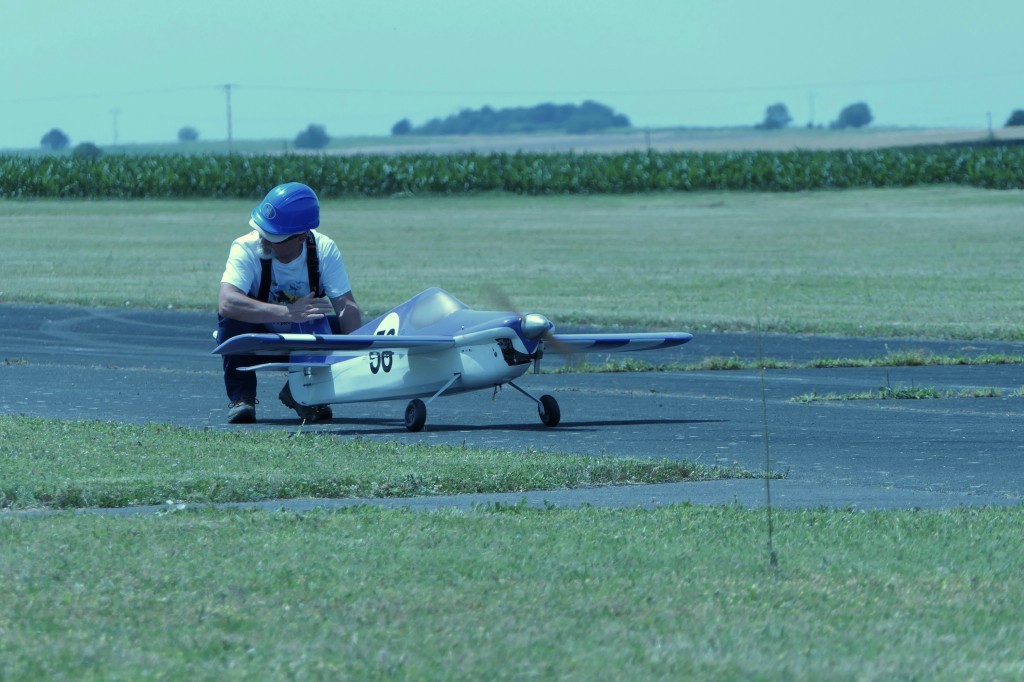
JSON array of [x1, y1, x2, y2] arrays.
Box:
[[222, 84, 234, 152], [111, 108, 120, 146]]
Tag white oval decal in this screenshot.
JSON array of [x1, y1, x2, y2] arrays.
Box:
[[374, 312, 400, 337]]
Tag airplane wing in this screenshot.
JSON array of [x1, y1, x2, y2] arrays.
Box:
[[212, 333, 456, 357], [544, 332, 692, 354]]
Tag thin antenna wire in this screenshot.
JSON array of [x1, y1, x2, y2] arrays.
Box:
[[757, 320, 778, 569]]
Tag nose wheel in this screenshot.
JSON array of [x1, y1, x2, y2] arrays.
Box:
[[538, 394, 561, 427]]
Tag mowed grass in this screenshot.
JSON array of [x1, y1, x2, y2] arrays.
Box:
[[0, 416, 740, 510], [2, 186, 1023, 338], [3, 506, 1023, 680]]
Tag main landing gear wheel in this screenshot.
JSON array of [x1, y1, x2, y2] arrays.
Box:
[[538, 394, 560, 427], [405, 398, 427, 432]]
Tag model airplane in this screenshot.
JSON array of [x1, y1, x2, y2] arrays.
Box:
[[212, 288, 692, 431]]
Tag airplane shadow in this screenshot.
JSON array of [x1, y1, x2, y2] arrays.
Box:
[[256, 416, 723, 436]]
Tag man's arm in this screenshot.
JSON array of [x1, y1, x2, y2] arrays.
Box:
[[329, 291, 363, 333], [218, 282, 334, 324]]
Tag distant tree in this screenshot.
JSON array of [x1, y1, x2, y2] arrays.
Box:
[[40, 128, 70, 150], [474, 105, 500, 134], [295, 124, 330, 149], [756, 103, 792, 130], [1005, 110, 1024, 127], [178, 126, 199, 142], [391, 118, 413, 136], [564, 100, 630, 134], [72, 142, 103, 159], [533, 102, 570, 125], [831, 102, 873, 129]]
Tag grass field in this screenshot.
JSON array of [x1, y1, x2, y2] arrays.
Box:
[[3, 506, 1023, 680], [3, 186, 1023, 338], [3, 187, 1024, 678]]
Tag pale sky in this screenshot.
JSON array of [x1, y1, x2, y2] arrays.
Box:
[[3, 0, 1023, 149]]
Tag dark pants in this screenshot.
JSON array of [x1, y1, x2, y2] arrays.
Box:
[[217, 315, 341, 402], [217, 316, 268, 402]]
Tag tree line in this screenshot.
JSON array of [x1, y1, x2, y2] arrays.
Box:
[[31, 104, 1024, 153], [390, 101, 631, 136]]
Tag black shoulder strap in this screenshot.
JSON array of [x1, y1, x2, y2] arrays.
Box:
[[258, 258, 272, 302], [305, 232, 323, 298]]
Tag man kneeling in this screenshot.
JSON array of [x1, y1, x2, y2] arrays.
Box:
[[217, 182, 362, 424]]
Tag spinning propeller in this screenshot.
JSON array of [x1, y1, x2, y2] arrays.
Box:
[[485, 287, 575, 373]]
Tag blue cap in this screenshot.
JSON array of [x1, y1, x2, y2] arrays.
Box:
[[249, 182, 320, 242]]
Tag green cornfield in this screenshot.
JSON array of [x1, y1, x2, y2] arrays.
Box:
[[2, 145, 1023, 198]]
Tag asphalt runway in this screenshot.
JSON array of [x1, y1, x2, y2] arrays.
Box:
[[2, 304, 1023, 510]]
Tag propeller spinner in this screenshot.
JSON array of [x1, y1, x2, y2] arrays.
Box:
[[518, 313, 555, 374], [520, 313, 554, 339]]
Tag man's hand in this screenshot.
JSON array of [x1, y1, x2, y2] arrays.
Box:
[[285, 292, 334, 322], [218, 283, 336, 325]]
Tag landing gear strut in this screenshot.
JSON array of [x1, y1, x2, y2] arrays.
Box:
[[402, 375, 561, 432], [509, 381, 561, 427]]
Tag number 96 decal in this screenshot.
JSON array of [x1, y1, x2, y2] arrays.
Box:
[[369, 312, 399, 374]]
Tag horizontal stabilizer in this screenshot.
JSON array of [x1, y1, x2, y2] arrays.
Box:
[[213, 333, 456, 356], [236, 362, 301, 372], [545, 332, 692, 354]]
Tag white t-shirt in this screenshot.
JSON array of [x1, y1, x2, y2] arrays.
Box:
[[221, 230, 353, 330]]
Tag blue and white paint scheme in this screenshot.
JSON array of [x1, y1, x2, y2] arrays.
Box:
[[213, 288, 692, 431]]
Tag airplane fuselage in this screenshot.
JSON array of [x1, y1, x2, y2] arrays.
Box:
[[289, 330, 533, 406]]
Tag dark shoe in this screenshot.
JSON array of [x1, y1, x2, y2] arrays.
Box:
[[227, 397, 257, 424], [279, 384, 333, 423]]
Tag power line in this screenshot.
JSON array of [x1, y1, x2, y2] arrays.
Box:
[[237, 68, 1024, 96], [222, 84, 234, 153], [3, 68, 1023, 104], [0, 85, 216, 104]]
